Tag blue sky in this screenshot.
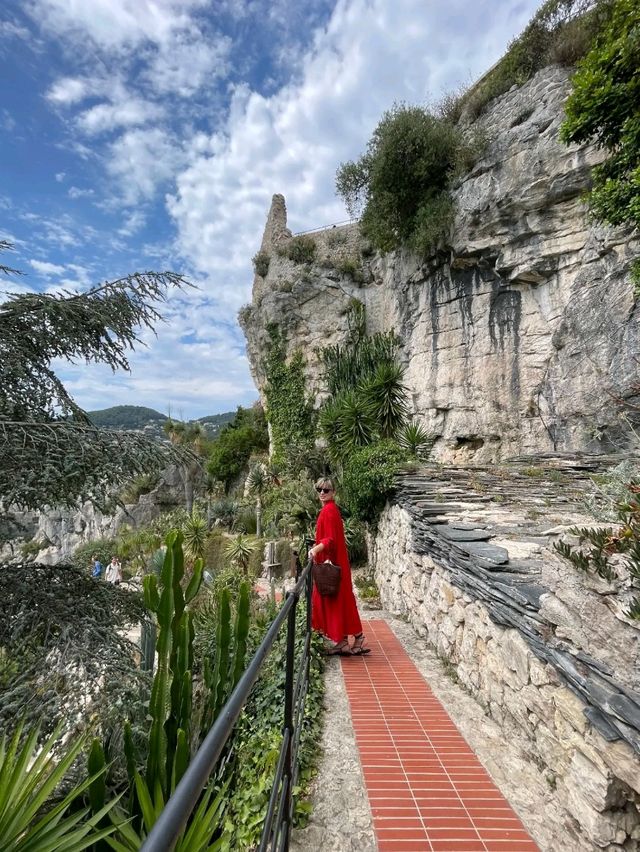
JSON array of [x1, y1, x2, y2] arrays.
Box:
[[0, 0, 540, 418]]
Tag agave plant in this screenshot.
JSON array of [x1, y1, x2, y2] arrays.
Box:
[[398, 421, 436, 460], [0, 720, 116, 851]]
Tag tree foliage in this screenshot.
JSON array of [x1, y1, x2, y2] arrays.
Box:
[[560, 0, 640, 228], [0, 243, 194, 511], [335, 104, 464, 255], [0, 563, 149, 736], [207, 404, 269, 492]]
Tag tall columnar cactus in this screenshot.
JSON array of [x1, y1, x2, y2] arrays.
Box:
[[201, 580, 250, 736], [90, 533, 253, 847], [142, 530, 203, 799]]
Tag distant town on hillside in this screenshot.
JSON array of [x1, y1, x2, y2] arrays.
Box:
[[87, 405, 236, 441]]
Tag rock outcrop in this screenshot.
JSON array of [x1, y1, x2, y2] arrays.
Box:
[[0, 466, 187, 564], [241, 66, 640, 462]]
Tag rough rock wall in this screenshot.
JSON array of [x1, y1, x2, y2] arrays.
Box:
[[241, 66, 640, 462], [371, 473, 640, 851], [0, 467, 186, 564]]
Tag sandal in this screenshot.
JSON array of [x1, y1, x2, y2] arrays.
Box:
[[350, 633, 371, 656], [325, 639, 350, 656]]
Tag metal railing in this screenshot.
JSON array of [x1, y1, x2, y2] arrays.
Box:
[[140, 558, 313, 852], [293, 217, 358, 236]]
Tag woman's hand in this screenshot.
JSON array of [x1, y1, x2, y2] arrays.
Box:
[[310, 543, 324, 558]]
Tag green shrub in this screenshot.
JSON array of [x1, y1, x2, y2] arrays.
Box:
[[326, 228, 348, 247], [219, 603, 323, 849], [252, 250, 270, 277], [238, 304, 253, 327], [72, 537, 119, 572], [343, 516, 367, 566], [341, 439, 409, 526], [560, 0, 640, 229], [398, 421, 437, 460], [336, 104, 462, 255], [278, 235, 317, 264], [318, 302, 410, 463], [336, 257, 364, 282], [20, 538, 48, 558], [119, 471, 159, 504], [209, 497, 240, 529], [464, 0, 614, 119], [207, 405, 269, 492]]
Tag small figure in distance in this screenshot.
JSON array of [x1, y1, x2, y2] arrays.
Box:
[[105, 555, 123, 585], [91, 554, 103, 579], [309, 477, 370, 656]]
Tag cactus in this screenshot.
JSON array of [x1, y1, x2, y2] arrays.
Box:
[[142, 530, 203, 800]]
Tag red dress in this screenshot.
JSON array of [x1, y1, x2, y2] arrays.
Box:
[[311, 500, 363, 643]]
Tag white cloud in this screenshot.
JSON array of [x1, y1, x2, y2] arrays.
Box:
[[68, 186, 95, 199], [28, 0, 207, 51], [117, 210, 146, 237], [76, 97, 164, 135], [55, 171, 66, 182], [168, 0, 541, 312], [29, 259, 66, 276], [47, 76, 92, 105], [144, 33, 232, 97], [107, 127, 185, 205], [0, 20, 31, 41]]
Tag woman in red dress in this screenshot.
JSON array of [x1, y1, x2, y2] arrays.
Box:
[[308, 477, 370, 655]]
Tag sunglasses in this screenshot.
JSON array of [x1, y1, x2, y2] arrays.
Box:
[[316, 487, 332, 494]]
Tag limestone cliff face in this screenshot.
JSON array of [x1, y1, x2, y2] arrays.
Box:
[[241, 66, 640, 462]]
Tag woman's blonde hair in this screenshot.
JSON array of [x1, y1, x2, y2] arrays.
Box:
[[314, 477, 334, 491]]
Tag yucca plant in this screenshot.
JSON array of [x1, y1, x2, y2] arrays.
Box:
[[331, 390, 378, 461], [182, 510, 208, 562], [398, 421, 436, 460], [0, 720, 116, 851], [246, 462, 276, 537], [105, 773, 227, 851], [225, 534, 257, 577], [361, 362, 409, 438]]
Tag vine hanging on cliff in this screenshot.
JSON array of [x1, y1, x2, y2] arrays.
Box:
[[262, 325, 316, 470]]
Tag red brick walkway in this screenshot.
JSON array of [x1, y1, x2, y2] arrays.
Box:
[[341, 620, 539, 852]]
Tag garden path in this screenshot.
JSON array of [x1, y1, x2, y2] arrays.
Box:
[[342, 619, 538, 851], [292, 610, 558, 852]]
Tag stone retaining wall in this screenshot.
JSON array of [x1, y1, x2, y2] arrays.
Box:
[[372, 500, 640, 850]]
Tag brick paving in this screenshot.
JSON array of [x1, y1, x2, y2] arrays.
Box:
[[341, 620, 539, 852]]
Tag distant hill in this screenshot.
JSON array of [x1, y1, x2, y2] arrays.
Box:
[[87, 405, 236, 440], [88, 405, 168, 430]]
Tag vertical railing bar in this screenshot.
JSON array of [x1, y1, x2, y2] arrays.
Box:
[[257, 727, 291, 852], [281, 593, 297, 849], [271, 775, 290, 852]]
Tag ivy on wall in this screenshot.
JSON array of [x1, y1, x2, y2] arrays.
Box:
[[263, 324, 316, 468]]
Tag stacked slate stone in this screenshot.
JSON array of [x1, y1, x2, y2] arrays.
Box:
[[394, 453, 640, 755]]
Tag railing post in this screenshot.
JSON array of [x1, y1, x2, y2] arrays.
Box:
[[282, 595, 297, 848]]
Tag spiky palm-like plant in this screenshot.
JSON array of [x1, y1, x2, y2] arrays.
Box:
[[225, 534, 258, 577], [361, 362, 409, 438], [182, 510, 208, 562], [398, 421, 436, 460], [327, 391, 377, 462]]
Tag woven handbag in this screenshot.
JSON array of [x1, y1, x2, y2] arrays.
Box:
[[312, 560, 341, 597]]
